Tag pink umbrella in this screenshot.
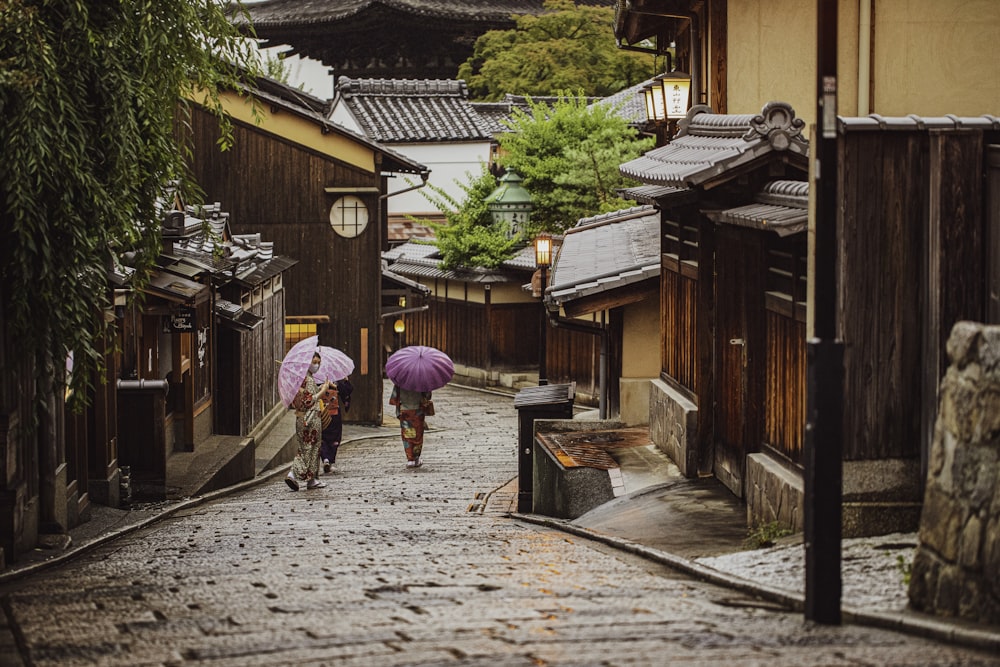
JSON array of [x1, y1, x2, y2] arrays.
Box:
[[385, 345, 454, 392], [313, 345, 355, 383], [278, 335, 320, 408]]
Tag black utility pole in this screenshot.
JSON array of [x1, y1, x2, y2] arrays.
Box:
[[805, 0, 844, 624]]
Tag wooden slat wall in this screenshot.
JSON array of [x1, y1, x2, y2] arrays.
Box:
[[932, 131, 985, 371], [404, 290, 606, 404], [405, 298, 483, 367], [406, 296, 539, 370], [661, 259, 700, 393], [839, 130, 925, 460], [216, 284, 294, 435], [764, 307, 806, 464], [546, 323, 600, 400], [490, 304, 541, 367]]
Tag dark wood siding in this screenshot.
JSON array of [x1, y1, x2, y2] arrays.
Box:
[[405, 294, 539, 370], [713, 227, 766, 498], [546, 319, 603, 404], [661, 258, 699, 392], [764, 302, 806, 465], [216, 285, 286, 435], [763, 234, 807, 465], [931, 131, 985, 370], [185, 107, 386, 423], [838, 130, 925, 461]]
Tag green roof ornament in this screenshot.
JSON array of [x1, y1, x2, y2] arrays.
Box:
[[487, 169, 532, 239]]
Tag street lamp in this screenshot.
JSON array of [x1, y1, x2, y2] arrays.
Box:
[[486, 169, 533, 238], [393, 318, 405, 351], [643, 70, 691, 143], [534, 232, 552, 386]]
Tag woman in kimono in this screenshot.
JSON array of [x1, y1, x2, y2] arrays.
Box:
[[285, 352, 330, 490], [388, 384, 432, 468]]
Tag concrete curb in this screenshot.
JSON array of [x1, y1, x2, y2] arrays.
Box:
[[512, 512, 1000, 653]]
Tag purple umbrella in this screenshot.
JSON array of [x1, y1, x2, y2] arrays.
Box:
[[278, 335, 320, 408], [385, 345, 454, 392], [313, 345, 355, 383]]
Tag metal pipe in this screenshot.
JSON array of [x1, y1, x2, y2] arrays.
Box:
[[858, 0, 872, 115], [379, 171, 430, 200], [379, 305, 430, 319], [599, 311, 607, 419]]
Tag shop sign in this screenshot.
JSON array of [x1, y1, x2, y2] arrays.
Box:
[[164, 306, 196, 333]]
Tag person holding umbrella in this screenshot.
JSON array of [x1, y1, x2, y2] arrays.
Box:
[[388, 384, 433, 468], [285, 350, 330, 490], [278, 336, 336, 491], [385, 345, 454, 468]]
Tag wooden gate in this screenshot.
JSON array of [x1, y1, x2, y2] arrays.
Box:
[[714, 227, 765, 498]]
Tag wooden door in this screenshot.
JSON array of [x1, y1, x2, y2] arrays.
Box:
[[714, 227, 766, 498]]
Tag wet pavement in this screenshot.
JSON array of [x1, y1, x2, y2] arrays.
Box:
[[1, 382, 998, 665]]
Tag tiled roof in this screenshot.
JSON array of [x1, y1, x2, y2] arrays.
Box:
[[707, 180, 809, 237], [839, 113, 1000, 131], [383, 240, 536, 283], [619, 101, 809, 188], [617, 184, 697, 206], [243, 74, 428, 175], [592, 79, 649, 126], [470, 102, 520, 135], [243, 1, 610, 29], [547, 206, 660, 308], [335, 77, 494, 143], [471, 94, 602, 135], [388, 215, 439, 243], [162, 203, 299, 286]]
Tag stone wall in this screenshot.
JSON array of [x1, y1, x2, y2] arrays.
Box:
[[648, 379, 698, 477], [908, 321, 1000, 625]]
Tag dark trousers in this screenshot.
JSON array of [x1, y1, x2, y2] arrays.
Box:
[[320, 418, 342, 462]]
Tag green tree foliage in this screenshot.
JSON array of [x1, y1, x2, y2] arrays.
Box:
[[498, 93, 654, 233], [0, 0, 262, 411], [409, 165, 520, 270], [458, 0, 656, 101]]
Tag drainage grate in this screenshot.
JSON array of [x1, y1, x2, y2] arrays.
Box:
[[536, 427, 651, 470]]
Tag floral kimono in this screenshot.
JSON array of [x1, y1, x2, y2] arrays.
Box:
[[389, 385, 432, 465], [290, 374, 324, 482]]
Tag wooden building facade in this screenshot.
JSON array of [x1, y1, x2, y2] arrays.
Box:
[[182, 77, 427, 424], [613, 0, 1000, 538], [621, 102, 1000, 536], [619, 102, 812, 523], [383, 240, 613, 406]]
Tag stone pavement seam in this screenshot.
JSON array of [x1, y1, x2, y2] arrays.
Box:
[[512, 512, 1000, 654]]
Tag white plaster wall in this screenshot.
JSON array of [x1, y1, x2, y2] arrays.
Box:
[[383, 142, 493, 216], [329, 104, 363, 135]]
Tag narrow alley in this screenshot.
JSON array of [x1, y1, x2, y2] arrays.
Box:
[[1, 385, 997, 666]]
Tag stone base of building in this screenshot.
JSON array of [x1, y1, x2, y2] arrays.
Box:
[[747, 452, 922, 537], [648, 379, 698, 477]]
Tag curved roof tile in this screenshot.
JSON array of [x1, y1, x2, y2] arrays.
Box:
[[619, 101, 809, 187]]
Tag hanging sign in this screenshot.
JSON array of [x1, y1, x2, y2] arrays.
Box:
[[164, 307, 196, 333]]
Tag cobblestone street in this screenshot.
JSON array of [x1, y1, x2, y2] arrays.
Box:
[[2, 385, 998, 666]]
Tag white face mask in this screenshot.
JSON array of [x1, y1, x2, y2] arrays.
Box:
[[309, 363, 320, 375]]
